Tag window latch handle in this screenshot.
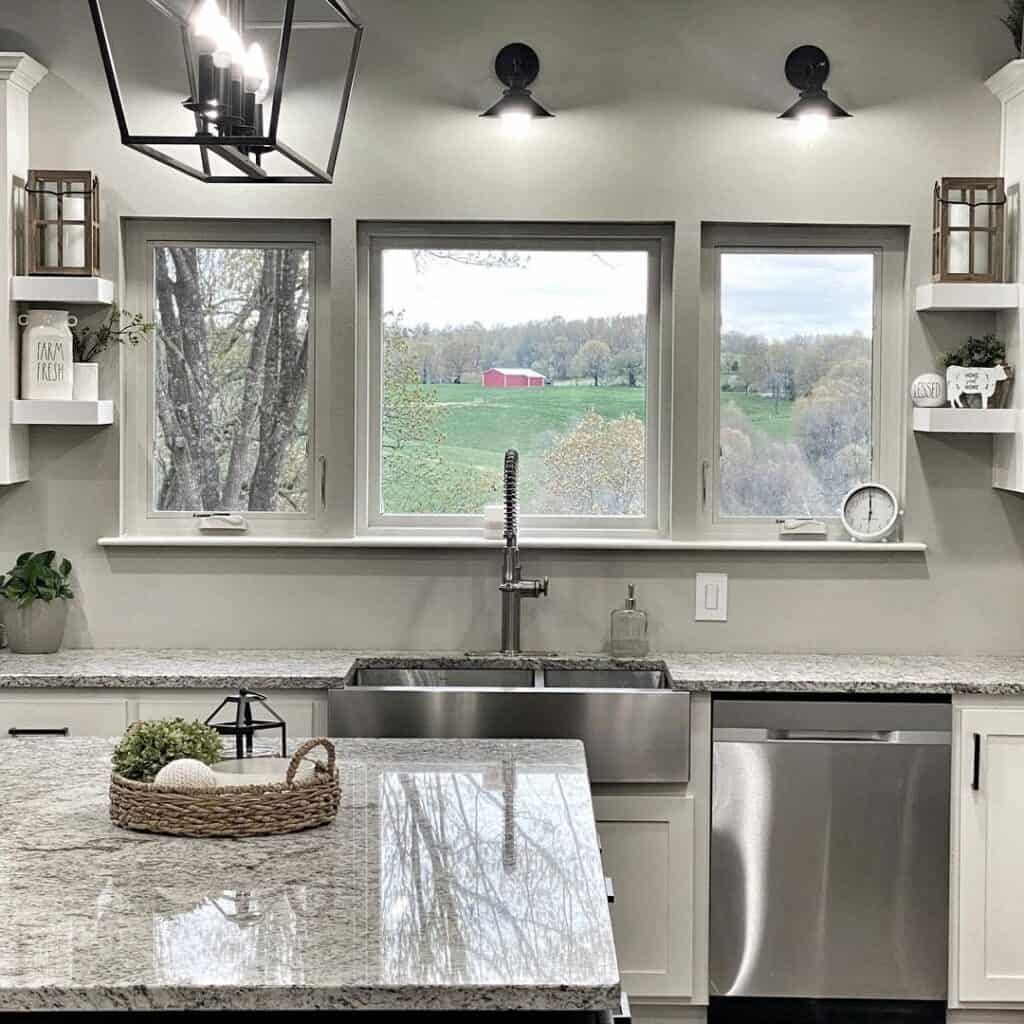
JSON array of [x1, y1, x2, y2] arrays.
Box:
[[319, 455, 327, 511], [194, 513, 248, 532]]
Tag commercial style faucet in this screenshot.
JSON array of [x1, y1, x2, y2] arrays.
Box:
[[499, 449, 548, 654]]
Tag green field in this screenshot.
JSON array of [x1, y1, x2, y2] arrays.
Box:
[[721, 391, 795, 441]]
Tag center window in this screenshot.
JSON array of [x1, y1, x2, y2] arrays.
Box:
[[359, 223, 671, 537]]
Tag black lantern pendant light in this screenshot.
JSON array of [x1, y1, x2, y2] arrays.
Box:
[[88, 0, 363, 183], [481, 43, 554, 137], [779, 45, 851, 138]]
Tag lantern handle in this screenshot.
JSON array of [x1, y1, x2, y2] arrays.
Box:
[[933, 182, 1006, 209]]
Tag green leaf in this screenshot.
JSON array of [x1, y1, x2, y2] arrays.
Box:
[[59, 558, 72, 578]]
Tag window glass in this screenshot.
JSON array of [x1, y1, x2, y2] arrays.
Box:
[[718, 251, 874, 518], [379, 248, 649, 518], [152, 244, 312, 514]]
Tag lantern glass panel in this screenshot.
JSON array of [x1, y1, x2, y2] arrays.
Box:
[[39, 183, 58, 221], [63, 225, 86, 270], [36, 226, 58, 269], [976, 241, 990, 276], [62, 182, 85, 221], [949, 194, 969, 228], [949, 231, 970, 275], [975, 192, 991, 228]]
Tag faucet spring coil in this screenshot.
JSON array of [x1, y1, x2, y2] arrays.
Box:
[[503, 449, 519, 541]]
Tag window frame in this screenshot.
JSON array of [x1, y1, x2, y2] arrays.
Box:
[[355, 221, 674, 540], [120, 218, 333, 539], [697, 223, 907, 541]]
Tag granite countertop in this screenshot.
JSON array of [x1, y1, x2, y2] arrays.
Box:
[[1, 648, 1024, 694], [0, 737, 618, 1013]]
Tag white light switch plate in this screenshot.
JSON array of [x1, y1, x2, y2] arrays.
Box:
[[695, 573, 728, 621]]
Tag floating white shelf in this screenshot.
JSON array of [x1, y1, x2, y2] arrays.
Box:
[[10, 276, 115, 305], [11, 400, 113, 426], [913, 407, 1018, 433], [915, 283, 1020, 312]]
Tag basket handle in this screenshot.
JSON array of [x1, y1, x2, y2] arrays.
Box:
[[287, 737, 335, 785]]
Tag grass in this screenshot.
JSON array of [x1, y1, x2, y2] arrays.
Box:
[[721, 391, 795, 442]]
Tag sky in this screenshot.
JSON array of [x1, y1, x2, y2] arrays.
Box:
[[381, 250, 648, 329], [381, 247, 875, 340], [721, 252, 875, 340]]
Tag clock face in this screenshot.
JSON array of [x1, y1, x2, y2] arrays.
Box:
[[841, 484, 899, 541]]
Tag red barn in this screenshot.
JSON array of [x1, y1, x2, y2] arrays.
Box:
[[483, 367, 546, 388]]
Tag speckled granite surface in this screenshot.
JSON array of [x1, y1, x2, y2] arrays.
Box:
[[0, 737, 618, 1012], [2, 648, 1024, 694]]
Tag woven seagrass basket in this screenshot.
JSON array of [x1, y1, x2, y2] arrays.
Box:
[[109, 736, 341, 838]]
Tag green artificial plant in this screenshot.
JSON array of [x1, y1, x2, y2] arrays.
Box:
[[112, 718, 224, 782], [71, 305, 155, 364], [0, 551, 73, 608], [1004, 1, 1024, 55], [940, 334, 1007, 370]]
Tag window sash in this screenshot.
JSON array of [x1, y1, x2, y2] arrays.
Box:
[[697, 224, 907, 541], [356, 222, 673, 538], [121, 219, 332, 539]]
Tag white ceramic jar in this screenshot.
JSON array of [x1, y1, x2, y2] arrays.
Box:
[[19, 309, 76, 401]]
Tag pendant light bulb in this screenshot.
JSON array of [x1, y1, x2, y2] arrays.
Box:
[[244, 42, 270, 100], [500, 110, 532, 138], [191, 0, 223, 55], [797, 110, 829, 142], [225, 28, 246, 67]]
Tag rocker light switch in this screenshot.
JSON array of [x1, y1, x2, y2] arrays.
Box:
[[696, 573, 728, 621]]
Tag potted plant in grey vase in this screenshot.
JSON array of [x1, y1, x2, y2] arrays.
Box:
[[0, 551, 74, 654]]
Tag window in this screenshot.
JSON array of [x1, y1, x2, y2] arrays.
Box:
[[122, 220, 331, 538], [357, 222, 672, 537], [699, 224, 906, 538]]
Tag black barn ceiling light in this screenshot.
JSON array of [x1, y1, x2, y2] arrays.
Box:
[[779, 45, 851, 139], [481, 43, 553, 138], [87, 0, 363, 183]]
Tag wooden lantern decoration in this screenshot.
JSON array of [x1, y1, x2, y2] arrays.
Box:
[[24, 170, 100, 277], [932, 177, 1005, 283]]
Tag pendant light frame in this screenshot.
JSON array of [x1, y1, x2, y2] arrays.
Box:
[[88, 0, 363, 184]]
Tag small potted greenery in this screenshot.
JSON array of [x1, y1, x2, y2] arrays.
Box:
[[70, 306, 155, 402], [112, 718, 224, 783], [0, 551, 74, 654]]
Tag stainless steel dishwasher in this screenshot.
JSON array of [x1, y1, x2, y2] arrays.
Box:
[[710, 698, 951, 1016]]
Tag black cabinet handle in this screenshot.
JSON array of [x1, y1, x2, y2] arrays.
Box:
[[8, 727, 69, 737], [972, 732, 981, 791]]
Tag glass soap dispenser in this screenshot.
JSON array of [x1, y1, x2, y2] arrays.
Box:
[[611, 583, 649, 657]]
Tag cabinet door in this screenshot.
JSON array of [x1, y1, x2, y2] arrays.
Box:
[[0, 699, 127, 738], [593, 793, 695, 1001], [957, 708, 1024, 1002]]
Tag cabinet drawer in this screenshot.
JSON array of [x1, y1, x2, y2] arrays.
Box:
[[0, 699, 128, 738]]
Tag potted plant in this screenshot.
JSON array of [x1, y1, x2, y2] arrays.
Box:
[[941, 334, 1014, 410], [112, 718, 224, 783], [70, 306, 154, 402], [0, 551, 74, 654], [1003, 1, 1024, 57]]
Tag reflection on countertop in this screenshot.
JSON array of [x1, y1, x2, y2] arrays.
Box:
[[0, 737, 618, 1013]]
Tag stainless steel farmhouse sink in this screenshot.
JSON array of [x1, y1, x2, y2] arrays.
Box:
[[330, 662, 690, 783]]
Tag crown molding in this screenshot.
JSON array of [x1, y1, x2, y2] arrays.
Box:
[[987, 59, 1024, 104], [0, 52, 48, 94]]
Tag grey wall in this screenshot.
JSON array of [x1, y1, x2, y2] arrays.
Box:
[[0, 0, 1020, 654]]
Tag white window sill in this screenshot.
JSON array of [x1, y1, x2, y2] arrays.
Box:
[[97, 535, 928, 553]]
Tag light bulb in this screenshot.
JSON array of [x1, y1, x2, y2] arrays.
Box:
[[244, 42, 270, 99], [191, 0, 222, 52], [500, 111, 531, 138], [225, 28, 246, 67], [797, 111, 829, 142]]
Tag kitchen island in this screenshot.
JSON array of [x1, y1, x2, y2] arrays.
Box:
[[0, 737, 619, 1017]]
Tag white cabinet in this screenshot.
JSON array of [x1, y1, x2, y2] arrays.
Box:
[[594, 792, 696, 1001], [136, 693, 321, 739], [952, 703, 1024, 1004], [0, 698, 127, 737]]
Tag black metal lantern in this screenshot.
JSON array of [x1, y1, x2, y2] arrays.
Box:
[[206, 688, 287, 758], [779, 45, 851, 132], [481, 43, 554, 137], [87, 0, 363, 184]]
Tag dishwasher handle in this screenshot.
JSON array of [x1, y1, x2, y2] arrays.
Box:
[[770, 728, 893, 742]]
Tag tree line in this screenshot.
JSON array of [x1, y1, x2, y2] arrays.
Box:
[[391, 312, 648, 386]]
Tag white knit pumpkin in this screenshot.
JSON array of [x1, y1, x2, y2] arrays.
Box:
[[153, 758, 218, 789]]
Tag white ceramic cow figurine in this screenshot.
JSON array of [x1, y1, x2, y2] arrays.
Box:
[[946, 364, 1009, 409]]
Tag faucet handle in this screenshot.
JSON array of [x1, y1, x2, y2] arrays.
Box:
[[538, 576, 550, 597]]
